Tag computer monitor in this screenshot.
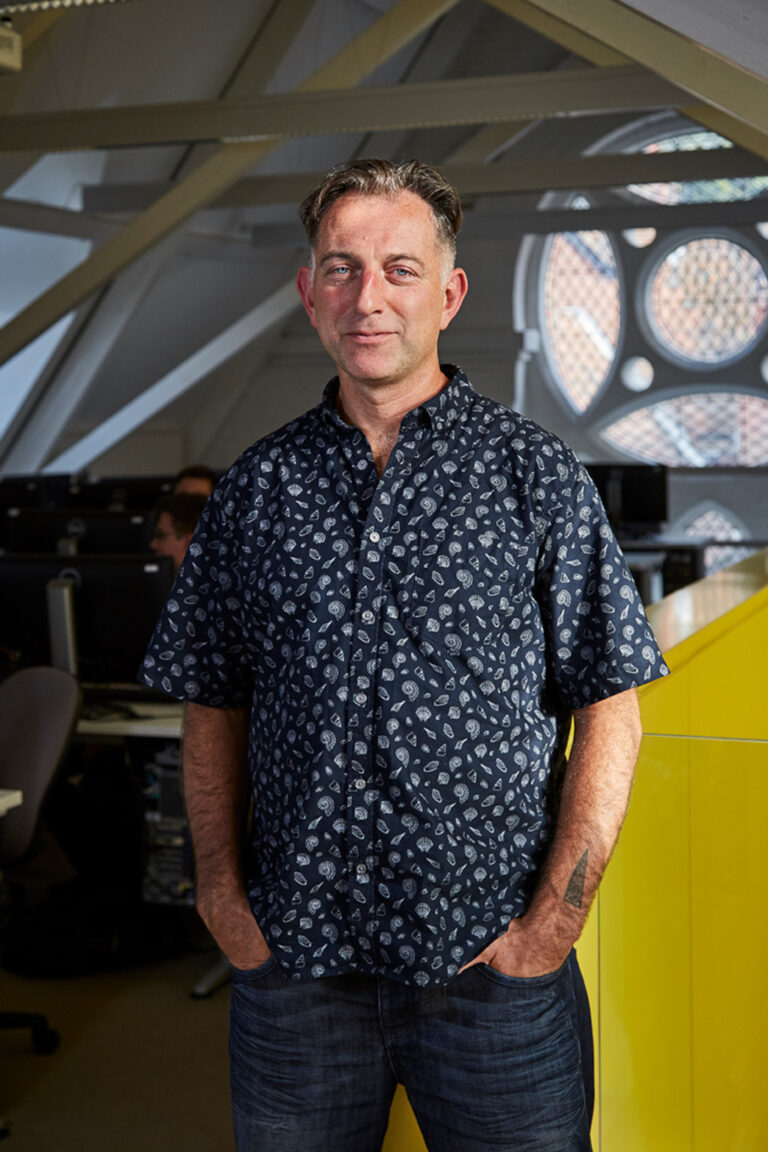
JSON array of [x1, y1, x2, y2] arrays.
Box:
[[1, 507, 153, 554], [584, 463, 668, 535], [76, 475, 176, 510], [0, 473, 84, 510], [0, 553, 174, 686]]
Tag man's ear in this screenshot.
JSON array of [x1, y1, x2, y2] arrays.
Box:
[[296, 265, 317, 327], [440, 266, 469, 332]]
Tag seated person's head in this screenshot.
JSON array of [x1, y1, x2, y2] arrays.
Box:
[[150, 493, 207, 571], [174, 464, 216, 498]]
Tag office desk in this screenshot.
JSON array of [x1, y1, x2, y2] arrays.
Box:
[[75, 700, 190, 907], [0, 789, 22, 816], [76, 701, 183, 742]]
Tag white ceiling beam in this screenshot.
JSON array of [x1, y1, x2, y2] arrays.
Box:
[[494, 0, 768, 141], [2, 240, 176, 472], [44, 280, 301, 475], [0, 66, 687, 153], [0, 0, 462, 372], [80, 147, 768, 213]]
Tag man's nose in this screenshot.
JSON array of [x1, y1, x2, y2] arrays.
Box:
[[355, 268, 383, 312]]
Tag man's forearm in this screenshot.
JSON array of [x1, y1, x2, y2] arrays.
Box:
[[524, 686, 642, 957], [182, 701, 250, 896], [182, 701, 270, 967], [462, 686, 642, 977]]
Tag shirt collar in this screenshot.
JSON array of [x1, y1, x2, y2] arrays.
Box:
[[320, 365, 475, 434]]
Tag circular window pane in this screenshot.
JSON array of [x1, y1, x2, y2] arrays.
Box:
[[541, 230, 621, 412], [602, 392, 768, 466], [646, 237, 768, 366]]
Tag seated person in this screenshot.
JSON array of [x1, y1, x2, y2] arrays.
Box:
[[150, 493, 207, 572], [173, 465, 217, 498]]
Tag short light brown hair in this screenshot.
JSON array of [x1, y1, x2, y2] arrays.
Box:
[[154, 493, 208, 537], [299, 158, 463, 264]]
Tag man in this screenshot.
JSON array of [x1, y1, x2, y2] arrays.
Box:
[[174, 464, 217, 498], [141, 159, 668, 1152], [149, 492, 207, 573]]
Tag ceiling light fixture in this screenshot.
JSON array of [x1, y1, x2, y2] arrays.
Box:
[[0, 0, 142, 14]]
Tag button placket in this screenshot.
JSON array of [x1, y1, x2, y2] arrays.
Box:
[[345, 488, 398, 918]]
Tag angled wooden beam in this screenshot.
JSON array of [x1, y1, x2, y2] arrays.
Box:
[[168, 0, 317, 182], [0, 10, 62, 192], [489, 0, 768, 147], [446, 121, 532, 164], [615, 0, 768, 84], [0, 196, 280, 266], [0, 67, 687, 152], [0, 0, 461, 371], [80, 147, 768, 213], [0, 196, 115, 242], [44, 280, 300, 474], [243, 196, 768, 247]]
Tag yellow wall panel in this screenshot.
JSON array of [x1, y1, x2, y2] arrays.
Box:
[[640, 593, 768, 742], [598, 736, 693, 1151], [690, 739, 768, 1151]]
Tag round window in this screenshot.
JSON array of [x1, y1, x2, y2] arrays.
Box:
[[644, 236, 768, 368]]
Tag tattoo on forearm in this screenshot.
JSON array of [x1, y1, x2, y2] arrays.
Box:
[[564, 850, 589, 909]]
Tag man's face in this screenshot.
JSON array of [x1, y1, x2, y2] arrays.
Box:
[[296, 191, 467, 393], [150, 512, 192, 572]]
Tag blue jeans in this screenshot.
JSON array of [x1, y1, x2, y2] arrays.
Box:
[[230, 951, 593, 1152]]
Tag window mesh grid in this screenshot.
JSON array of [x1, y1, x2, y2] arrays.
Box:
[[602, 392, 768, 467], [542, 231, 620, 412]]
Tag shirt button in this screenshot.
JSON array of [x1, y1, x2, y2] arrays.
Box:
[[356, 864, 368, 878], [361, 610, 374, 623], [355, 692, 367, 705], [368, 531, 381, 543], [354, 778, 367, 790]]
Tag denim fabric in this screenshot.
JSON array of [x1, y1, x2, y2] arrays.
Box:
[[229, 950, 592, 1152]]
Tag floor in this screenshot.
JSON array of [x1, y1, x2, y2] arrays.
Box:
[[0, 948, 235, 1150]]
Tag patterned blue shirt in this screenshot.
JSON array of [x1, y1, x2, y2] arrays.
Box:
[[141, 367, 668, 986]]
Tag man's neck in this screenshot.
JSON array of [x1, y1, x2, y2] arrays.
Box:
[[336, 365, 447, 477]]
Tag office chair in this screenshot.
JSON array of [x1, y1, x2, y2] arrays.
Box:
[[0, 665, 81, 1054]]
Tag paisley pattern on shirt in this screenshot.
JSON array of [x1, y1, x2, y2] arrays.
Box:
[[141, 367, 668, 986]]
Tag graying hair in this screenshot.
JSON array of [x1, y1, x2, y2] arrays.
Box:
[[299, 158, 462, 263]]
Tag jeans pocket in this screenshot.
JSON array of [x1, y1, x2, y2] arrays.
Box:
[[230, 955, 278, 983], [475, 960, 567, 990]]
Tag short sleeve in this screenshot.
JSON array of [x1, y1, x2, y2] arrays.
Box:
[[536, 458, 669, 709], [139, 472, 255, 707]]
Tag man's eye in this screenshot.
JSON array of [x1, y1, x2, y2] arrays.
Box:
[[392, 267, 415, 278], [328, 265, 350, 276]]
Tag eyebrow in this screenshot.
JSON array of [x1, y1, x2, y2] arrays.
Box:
[[316, 250, 427, 269]]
